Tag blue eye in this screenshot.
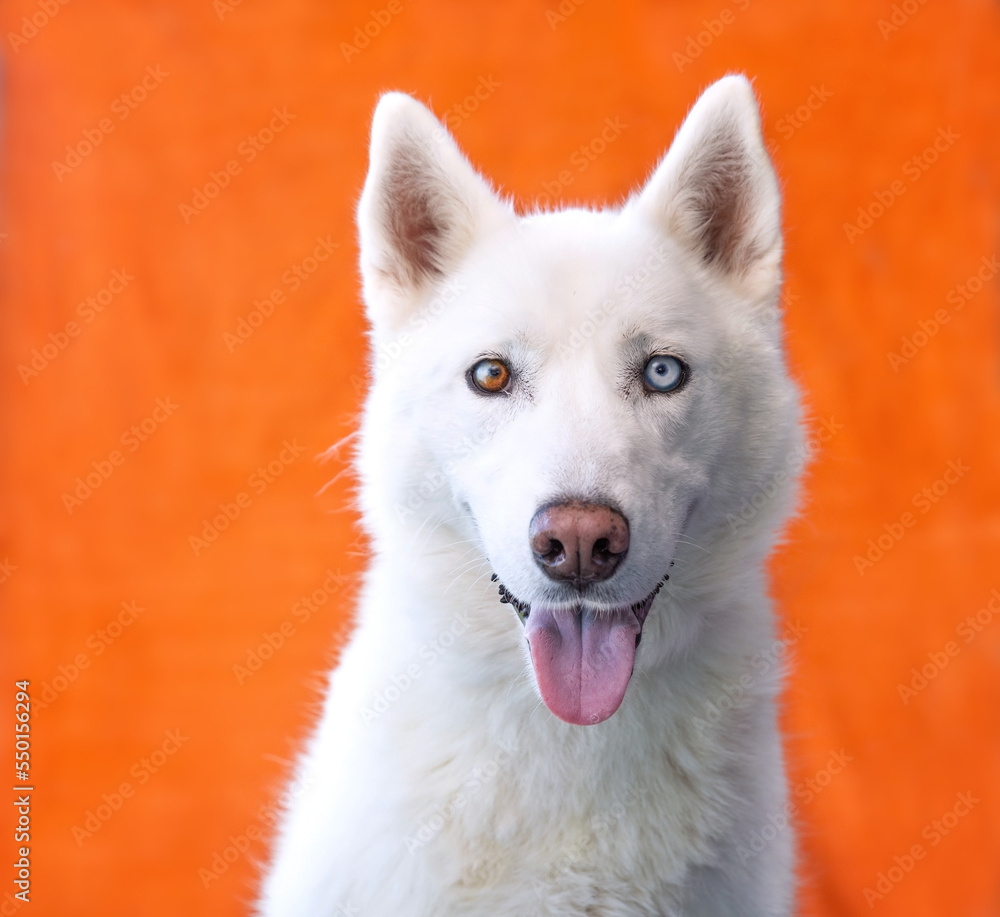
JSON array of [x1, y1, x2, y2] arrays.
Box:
[[642, 355, 687, 393]]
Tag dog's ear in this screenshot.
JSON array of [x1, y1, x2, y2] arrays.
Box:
[[357, 93, 511, 333], [634, 75, 781, 302]]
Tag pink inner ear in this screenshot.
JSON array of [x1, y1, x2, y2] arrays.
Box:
[[382, 154, 449, 286], [633, 75, 780, 287], [360, 92, 514, 307], [525, 605, 642, 726]]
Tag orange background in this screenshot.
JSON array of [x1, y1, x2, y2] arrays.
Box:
[[2, 1, 999, 914]]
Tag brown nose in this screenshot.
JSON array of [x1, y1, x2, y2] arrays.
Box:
[[529, 501, 629, 584]]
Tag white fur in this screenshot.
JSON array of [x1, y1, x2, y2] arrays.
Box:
[[258, 75, 803, 916]]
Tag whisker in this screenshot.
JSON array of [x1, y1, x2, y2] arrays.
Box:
[[317, 429, 360, 465]]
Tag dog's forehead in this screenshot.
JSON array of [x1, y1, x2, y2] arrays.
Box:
[[453, 210, 712, 346]]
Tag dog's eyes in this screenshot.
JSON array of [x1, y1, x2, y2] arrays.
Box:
[[642, 355, 688, 393], [469, 358, 512, 394]]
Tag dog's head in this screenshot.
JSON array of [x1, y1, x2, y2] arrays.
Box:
[[355, 77, 801, 726]]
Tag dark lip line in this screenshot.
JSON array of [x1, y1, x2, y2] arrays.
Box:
[[491, 566, 673, 626]]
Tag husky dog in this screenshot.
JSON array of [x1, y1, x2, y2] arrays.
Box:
[[258, 75, 803, 916]]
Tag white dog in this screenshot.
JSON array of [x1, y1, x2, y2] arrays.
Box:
[[258, 75, 803, 916]]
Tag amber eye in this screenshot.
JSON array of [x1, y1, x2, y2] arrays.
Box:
[[469, 358, 511, 394]]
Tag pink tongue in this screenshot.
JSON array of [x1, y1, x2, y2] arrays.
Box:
[[525, 605, 641, 725]]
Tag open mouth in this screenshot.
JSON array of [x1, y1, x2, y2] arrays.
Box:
[[493, 569, 670, 726]]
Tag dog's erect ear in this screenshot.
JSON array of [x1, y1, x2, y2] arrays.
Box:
[[635, 75, 781, 301], [357, 93, 511, 331]]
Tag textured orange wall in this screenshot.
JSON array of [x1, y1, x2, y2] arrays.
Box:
[[2, 1, 999, 914]]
